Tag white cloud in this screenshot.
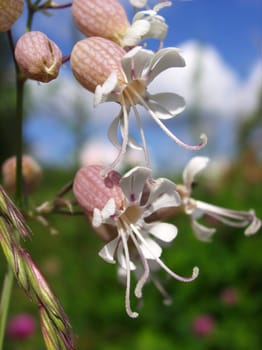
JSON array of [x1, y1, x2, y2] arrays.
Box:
[[150, 40, 262, 118]]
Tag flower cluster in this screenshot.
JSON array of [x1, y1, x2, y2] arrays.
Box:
[[68, 0, 261, 317], [1, 0, 261, 328]]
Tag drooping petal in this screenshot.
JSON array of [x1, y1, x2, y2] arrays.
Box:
[[146, 92, 186, 119], [98, 237, 119, 263], [148, 222, 178, 242], [183, 157, 210, 191], [108, 111, 122, 150], [139, 236, 163, 259], [244, 212, 261, 235], [121, 47, 154, 81], [146, 48, 185, 84], [191, 218, 216, 242], [120, 166, 151, 204]]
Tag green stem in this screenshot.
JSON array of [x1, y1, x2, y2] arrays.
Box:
[[15, 78, 25, 207], [0, 268, 14, 349]]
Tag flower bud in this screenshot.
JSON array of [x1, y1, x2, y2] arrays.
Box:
[[70, 37, 125, 93], [72, 0, 130, 45], [14, 31, 62, 82], [0, 0, 24, 32], [1, 155, 42, 194], [73, 165, 124, 214]]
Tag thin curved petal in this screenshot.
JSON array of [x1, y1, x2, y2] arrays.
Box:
[[191, 218, 216, 242], [108, 111, 122, 150], [147, 92, 186, 119], [120, 166, 151, 204], [149, 222, 178, 242], [183, 157, 210, 191], [244, 212, 261, 235], [147, 48, 185, 84]]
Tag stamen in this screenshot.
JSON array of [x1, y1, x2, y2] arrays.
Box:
[[129, 230, 150, 298], [130, 86, 207, 151], [130, 223, 199, 282], [124, 88, 151, 167], [118, 222, 139, 318]]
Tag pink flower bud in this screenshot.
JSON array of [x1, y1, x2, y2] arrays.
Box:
[[73, 165, 124, 214], [70, 36, 125, 92], [7, 313, 36, 340], [0, 0, 24, 32], [14, 31, 62, 82], [1, 155, 42, 194], [72, 0, 130, 44]]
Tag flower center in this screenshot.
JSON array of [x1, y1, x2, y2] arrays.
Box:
[[121, 80, 146, 106], [121, 205, 143, 224]]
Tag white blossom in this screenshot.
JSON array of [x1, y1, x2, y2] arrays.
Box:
[[94, 47, 207, 172], [179, 157, 261, 241], [95, 166, 199, 317], [122, 2, 172, 48]]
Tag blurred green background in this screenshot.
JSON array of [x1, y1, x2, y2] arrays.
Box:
[[1, 162, 261, 350]]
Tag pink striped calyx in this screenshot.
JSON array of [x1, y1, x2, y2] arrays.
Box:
[[72, 0, 130, 45], [73, 165, 125, 215], [14, 31, 62, 83]]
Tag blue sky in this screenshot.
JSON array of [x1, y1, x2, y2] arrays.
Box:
[[12, 0, 262, 170], [162, 0, 262, 78]]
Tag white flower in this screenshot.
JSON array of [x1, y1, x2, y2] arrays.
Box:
[[179, 156, 261, 241], [122, 2, 172, 48], [129, 0, 148, 8], [94, 46, 207, 172], [95, 166, 199, 318]]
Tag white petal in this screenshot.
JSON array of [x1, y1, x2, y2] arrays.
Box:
[[147, 92, 186, 119], [98, 237, 119, 263], [147, 48, 186, 84], [139, 236, 162, 259], [141, 17, 168, 41], [92, 208, 102, 227], [191, 218, 216, 242], [129, 0, 147, 8], [149, 222, 178, 242], [121, 47, 154, 81], [122, 20, 150, 47], [183, 157, 210, 191], [101, 198, 116, 220], [146, 178, 180, 206], [144, 192, 181, 217], [94, 72, 119, 106], [120, 166, 151, 203]]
